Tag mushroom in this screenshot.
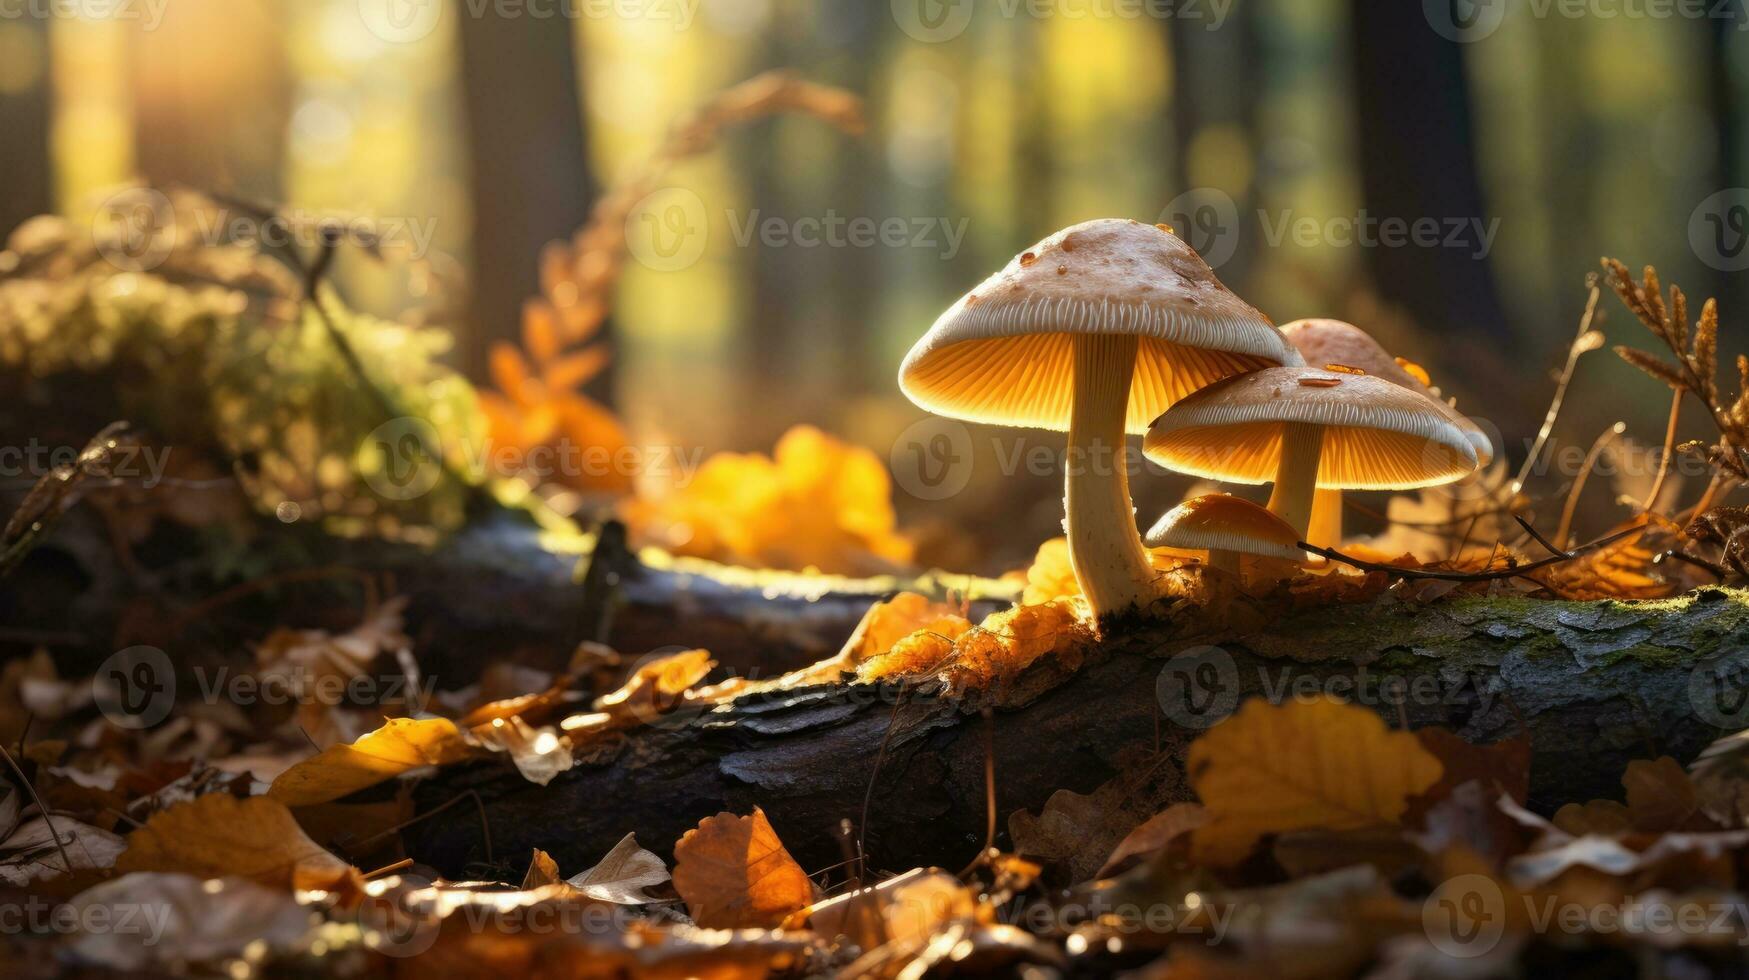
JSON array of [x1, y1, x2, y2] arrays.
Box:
[[1144, 493, 1306, 583], [1142, 368, 1482, 542], [898, 219, 1296, 618], [1278, 319, 1494, 546]]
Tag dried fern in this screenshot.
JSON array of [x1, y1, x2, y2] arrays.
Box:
[[1603, 258, 1749, 482]]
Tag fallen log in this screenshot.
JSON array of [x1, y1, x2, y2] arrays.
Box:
[[1, 509, 1015, 680], [405, 587, 1749, 878]]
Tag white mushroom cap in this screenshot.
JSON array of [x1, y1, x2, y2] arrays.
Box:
[[1143, 367, 1481, 490], [898, 219, 1299, 434], [1280, 318, 1494, 467], [1145, 494, 1307, 560]]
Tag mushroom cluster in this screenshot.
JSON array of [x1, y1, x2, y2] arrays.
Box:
[[898, 220, 1489, 620]]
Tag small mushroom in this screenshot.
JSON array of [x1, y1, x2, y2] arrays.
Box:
[[1142, 368, 1482, 540], [899, 219, 1297, 619], [1278, 319, 1493, 546], [1144, 494, 1306, 584]]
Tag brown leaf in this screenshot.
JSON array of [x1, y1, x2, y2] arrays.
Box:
[[672, 808, 814, 928], [116, 795, 363, 895], [1010, 783, 1154, 884], [1623, 756, 1701, 832], [1097, 803, 1208, 879], [1405, 728, 1531, 822]]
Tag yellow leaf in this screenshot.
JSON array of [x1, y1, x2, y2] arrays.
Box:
[[1188, 697, 1442, 866], [672, 807, 814, 928], [268, 717, 471, 806], [117, 795, 363, 895], [622, 425, 913, 576]]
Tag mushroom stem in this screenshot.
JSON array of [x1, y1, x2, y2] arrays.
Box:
[[1266, 421, 1325, 537], [1306, 489, 1344, 549], [1207, 549, 1241, 577], [1065, 332, 1154, 617]]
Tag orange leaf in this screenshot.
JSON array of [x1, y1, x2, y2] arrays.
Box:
[[520, 300, 562, 364], [116, 795, 363, 895], [671, 807, 814, 928], [543, 347, 612, 393], [268, 717, 472, 806], [489, 342, 537, 405]]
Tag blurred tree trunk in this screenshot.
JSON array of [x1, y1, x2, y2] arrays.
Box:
[[456, 16, 594, 388], [1167, 10, 1261, 280], [0, 14, 53, 237], [1709, 13, 1748, 323], [1348, 1, 1511, 344], [129, 2, 289, 199]]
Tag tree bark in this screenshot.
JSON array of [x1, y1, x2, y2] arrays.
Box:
[[404, 588, 1749, 879]]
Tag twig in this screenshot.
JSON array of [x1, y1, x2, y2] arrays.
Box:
[[1556, 423, 1625, 547], [956, 706, 998, 878], [1514, 515, 1564, 557], [0, 743, 71, 876], [1644, 389, 1683, 515], [1302, 524, 1644, 584], [1516, 281, 1603, 494]]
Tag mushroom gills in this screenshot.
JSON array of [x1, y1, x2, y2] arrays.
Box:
[[1064, 331, 1155, 616]]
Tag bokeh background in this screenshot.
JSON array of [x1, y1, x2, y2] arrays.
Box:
[[2, 0, 1746, 571]]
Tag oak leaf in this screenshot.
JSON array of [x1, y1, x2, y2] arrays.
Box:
[[1188, 697, 1443, 866], [672, 808, 814, 928]]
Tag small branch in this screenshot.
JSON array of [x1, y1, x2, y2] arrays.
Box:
[[0, 743, 71, 876], [1514, 515, 1565, 557], [1302, 525, 1644, 584]]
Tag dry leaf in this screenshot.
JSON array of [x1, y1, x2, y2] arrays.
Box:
[[1097, 803, 1208, 879], [1188, 697, 1443, 866], [268, 717, 472, 806], [472, 715, 574, 786], [672, 808, 814, 928], [0, 815, 126, 886], [65, 872, 313, 970], [567, 832, 670, 904], [116, 795, 363, 894], [1010, 782, 1160, 884]]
